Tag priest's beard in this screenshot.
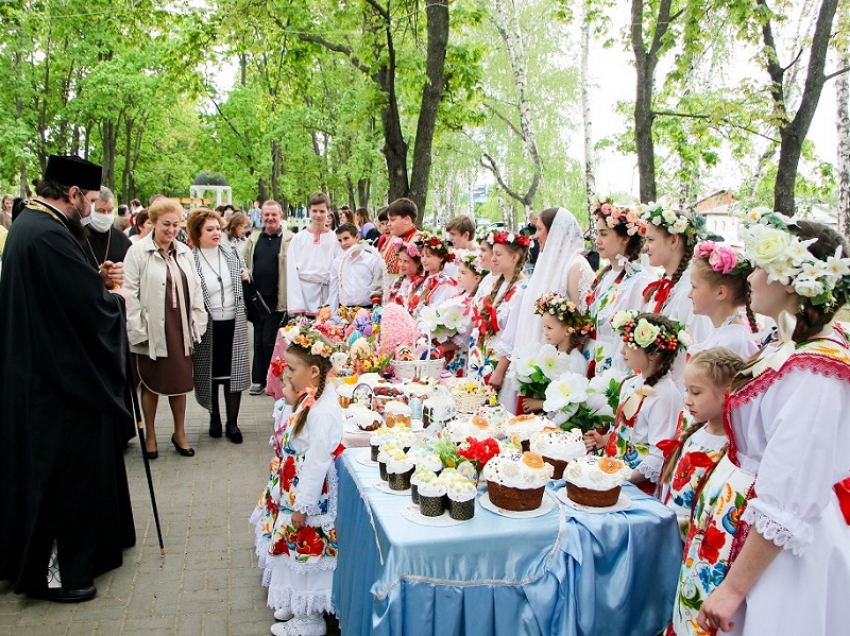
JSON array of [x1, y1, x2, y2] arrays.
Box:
[[67, 200, 88, 242]]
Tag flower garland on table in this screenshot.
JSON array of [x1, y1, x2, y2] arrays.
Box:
[[485, 231, 532, 248], [534, 291, 595, 337], [693, 240, 752, 277], [737, 207, 850, 310], [281, 325, 333, 358], [592, 200, 646, 236], [637, 203, 701, 245], [610, 310, 691, 353]]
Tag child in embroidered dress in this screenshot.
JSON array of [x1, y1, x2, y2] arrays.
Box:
[[658, 348, 745, 542], [287, 192, 342, 317], [434, 249, 487, 377], [585, 311, 684, 494], [468, 231, 530, 408], [587, 201, 655, 375], [517, 291, 593, 414], [406, 232, 457, 319], [686, 241, 759, 359], [327, 223, 383, 315], [639, 206, 712, 386], [672, 217, 850, 636], [258, 328, 343, 636], [386, 241, 423, 306], [252, 363, 298, 588]]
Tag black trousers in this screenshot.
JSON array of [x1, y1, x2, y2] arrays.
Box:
[[252, 310, 285, 384]]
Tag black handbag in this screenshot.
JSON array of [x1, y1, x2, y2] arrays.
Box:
[[242, 278, 271, 323]]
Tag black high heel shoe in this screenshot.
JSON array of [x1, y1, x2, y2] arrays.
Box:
[[171, 435, 195, 457], [144, 447, 158, 460]]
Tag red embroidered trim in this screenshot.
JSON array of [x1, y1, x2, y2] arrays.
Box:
[[725, 353, 850, 465]]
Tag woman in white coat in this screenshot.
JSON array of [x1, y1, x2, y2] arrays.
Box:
[[124, 199, 207, 459]]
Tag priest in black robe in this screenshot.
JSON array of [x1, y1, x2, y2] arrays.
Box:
[[82, 185, 136, 445], [0, 155, 135, 603]]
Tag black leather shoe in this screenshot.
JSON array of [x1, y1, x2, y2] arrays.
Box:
[[225, 422, 243, 444], [209, 415, 223, 438], [32, 585, 97, 603], [171, 435, 195, 457], [144, 446, 158, 460]]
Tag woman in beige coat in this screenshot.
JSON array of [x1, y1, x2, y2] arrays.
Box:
[[124, 199, 207, 458]]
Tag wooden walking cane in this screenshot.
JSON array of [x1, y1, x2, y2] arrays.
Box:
[[127, 355, 166, 555]]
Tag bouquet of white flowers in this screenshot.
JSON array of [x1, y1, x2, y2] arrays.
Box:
[[418, 295, 472, 344], [509, 343, 573, 398], [543, 368, 625, 432]]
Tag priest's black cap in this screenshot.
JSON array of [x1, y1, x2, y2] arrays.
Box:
[[44, 155, 102, 191]]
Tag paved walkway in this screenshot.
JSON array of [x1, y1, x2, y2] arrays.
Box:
[[0, 382, 292, 635]]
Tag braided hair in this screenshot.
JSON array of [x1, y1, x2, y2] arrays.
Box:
[[634, 312, 680, 387], [591, 210, 645, 284], [659, 347, 745, 485], [287, 343, 333, 439], [481, 243, 529, 341], [642, 228, 694, 305], [691, 258, 759, 333]]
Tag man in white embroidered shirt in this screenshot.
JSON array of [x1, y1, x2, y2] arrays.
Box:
[[327, 223, 383, 315]]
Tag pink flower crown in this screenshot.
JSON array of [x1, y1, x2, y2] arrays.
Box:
[[534, 291, 594, 335], [282, 325, 333, 358], [592, 200, 646, 237], [392, 236, 422, 259], [693, 241, 751, 276]]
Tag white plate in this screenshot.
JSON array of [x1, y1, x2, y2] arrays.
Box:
[[478, 490, 555, 519], [374, 480, 410, 496], [401, 503, 468, 527], [556, 489, 632, 514], [344, 420, 375, 435], [355, 450, 378, 467]]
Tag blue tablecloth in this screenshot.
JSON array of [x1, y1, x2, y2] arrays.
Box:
[[332, 449, 682, 636]]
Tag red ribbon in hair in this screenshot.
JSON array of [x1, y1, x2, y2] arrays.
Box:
[[643, 277, 674, 313]]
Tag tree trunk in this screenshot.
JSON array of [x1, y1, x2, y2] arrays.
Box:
[[374, 64, 410, 205], [836, 48, 850, 239], [580, 2, 596, 209], [357, 177, 371, 209], [632, 0, 656, 204], [102, 119, 116, 191], [123, 118, 133, 203], [407, 0, 450, 224], [271, 139, 281, 201], [19, 161, 28, 198], [760, 0, 839, 214], [258, 178, 269, 204], [483, 0, 541, 214]]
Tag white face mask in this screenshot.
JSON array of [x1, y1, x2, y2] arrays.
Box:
[[88, 211, 115, 233]]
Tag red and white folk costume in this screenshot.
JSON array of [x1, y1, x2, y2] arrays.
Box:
[[672, 324, 850, 635]]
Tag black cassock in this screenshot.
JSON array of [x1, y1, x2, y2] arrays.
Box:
[[0, 203, 135, 596], [83, 226, 136, 444]]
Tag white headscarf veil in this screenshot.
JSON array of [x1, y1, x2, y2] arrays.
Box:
[[513, 207, 589, 352]]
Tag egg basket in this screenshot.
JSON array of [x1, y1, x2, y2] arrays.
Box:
[[391, 358, 445, 381]]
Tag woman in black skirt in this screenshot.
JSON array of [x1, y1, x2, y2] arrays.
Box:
[[188, 208, 251, 444]]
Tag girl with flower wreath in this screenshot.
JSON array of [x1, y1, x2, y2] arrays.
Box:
[[516, 291, 593, 414], [657, 347, 745, 543], [385, 239, 424, 307], [405, 232, 458, 319], [671, 215, 850, 636], [639, 205, 712, 358], [586, 200, 656, 375], [686, 241, 760, 360], [468, 231, 530, 408], [251, 327, 343, 636], [432, 249, 488, 377], [585, 311, 685, 494]]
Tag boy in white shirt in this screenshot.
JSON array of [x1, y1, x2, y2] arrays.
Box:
[[286, 192, 342, 316], [328, 223, 384, 314]]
